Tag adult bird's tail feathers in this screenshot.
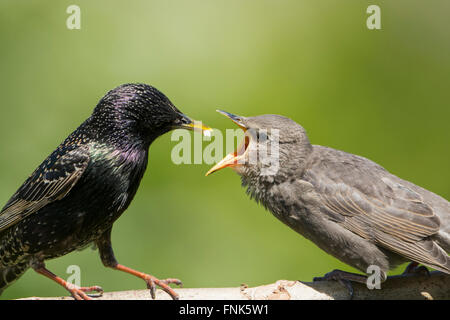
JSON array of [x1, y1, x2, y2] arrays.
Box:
[[0, 263, 28, 295]]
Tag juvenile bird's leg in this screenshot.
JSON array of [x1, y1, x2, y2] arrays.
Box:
[[32, 260, 103, 300], [402, 262, 430, 276], [313, 269, 369, 299], [96, 229, 182, 300]]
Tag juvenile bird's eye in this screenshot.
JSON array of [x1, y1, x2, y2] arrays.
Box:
[[256, 130, 269, 142]]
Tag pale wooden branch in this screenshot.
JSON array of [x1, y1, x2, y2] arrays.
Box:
[[20, 271, 450, 300]]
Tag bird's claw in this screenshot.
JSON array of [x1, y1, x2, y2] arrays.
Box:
[[402, 262, 430, 277], [313, 269, 367, 300], [144, 275, 182, 300], [414, 266, 431, 277], [66, 284, 104, 300]]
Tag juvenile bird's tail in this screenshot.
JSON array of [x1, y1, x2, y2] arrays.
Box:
[[0, 263, 29, 295]]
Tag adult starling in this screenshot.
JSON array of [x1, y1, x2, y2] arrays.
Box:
[[206, 110, 450, 294], [0, 83, 210, 300]]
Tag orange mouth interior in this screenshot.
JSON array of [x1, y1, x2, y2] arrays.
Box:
[[205, 130, 249, 176]]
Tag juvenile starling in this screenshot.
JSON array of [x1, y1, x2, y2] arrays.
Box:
[[206, 111, 450, 295], [0, 83, 210, 300]]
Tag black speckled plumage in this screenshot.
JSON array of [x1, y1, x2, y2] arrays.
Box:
[[0, 83, 206, 299]]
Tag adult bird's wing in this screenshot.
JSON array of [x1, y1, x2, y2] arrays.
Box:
[[303, 150, 449, 273], [0, 145, 90, 232]]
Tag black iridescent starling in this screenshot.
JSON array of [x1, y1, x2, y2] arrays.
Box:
[[207, 111, 449, 296], [0, 83, 210, 300]]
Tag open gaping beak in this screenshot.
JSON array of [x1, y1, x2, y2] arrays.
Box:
[[205, 110, 249, 176], [176, 113, 212, 136]]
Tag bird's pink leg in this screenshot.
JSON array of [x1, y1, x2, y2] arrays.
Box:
[[33, 266, 103, 300], [113, 264, 182, 300]]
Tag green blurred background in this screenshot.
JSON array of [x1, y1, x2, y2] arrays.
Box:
[[0, 1, 449, 299]]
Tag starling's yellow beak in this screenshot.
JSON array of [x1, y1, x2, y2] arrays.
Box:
[[182, 122, 212, 136], [176, 113, 212, 136], [205, 110, 248, 176]]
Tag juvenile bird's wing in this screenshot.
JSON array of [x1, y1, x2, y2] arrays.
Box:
[[0, 145, 90, 232], [303, 148, 449, 273]]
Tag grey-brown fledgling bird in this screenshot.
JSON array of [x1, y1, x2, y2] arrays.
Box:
[[0, 83, 211, 300], [206, 110, 450, 295]]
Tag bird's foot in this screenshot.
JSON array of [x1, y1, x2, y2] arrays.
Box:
[[33, 264, 103, 300], [65, 284, 104, 300], [402, 262, 430, 277], [113, 264, 182, 300], [144, 276, 183, 300], [313, 269, 367, 299]]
